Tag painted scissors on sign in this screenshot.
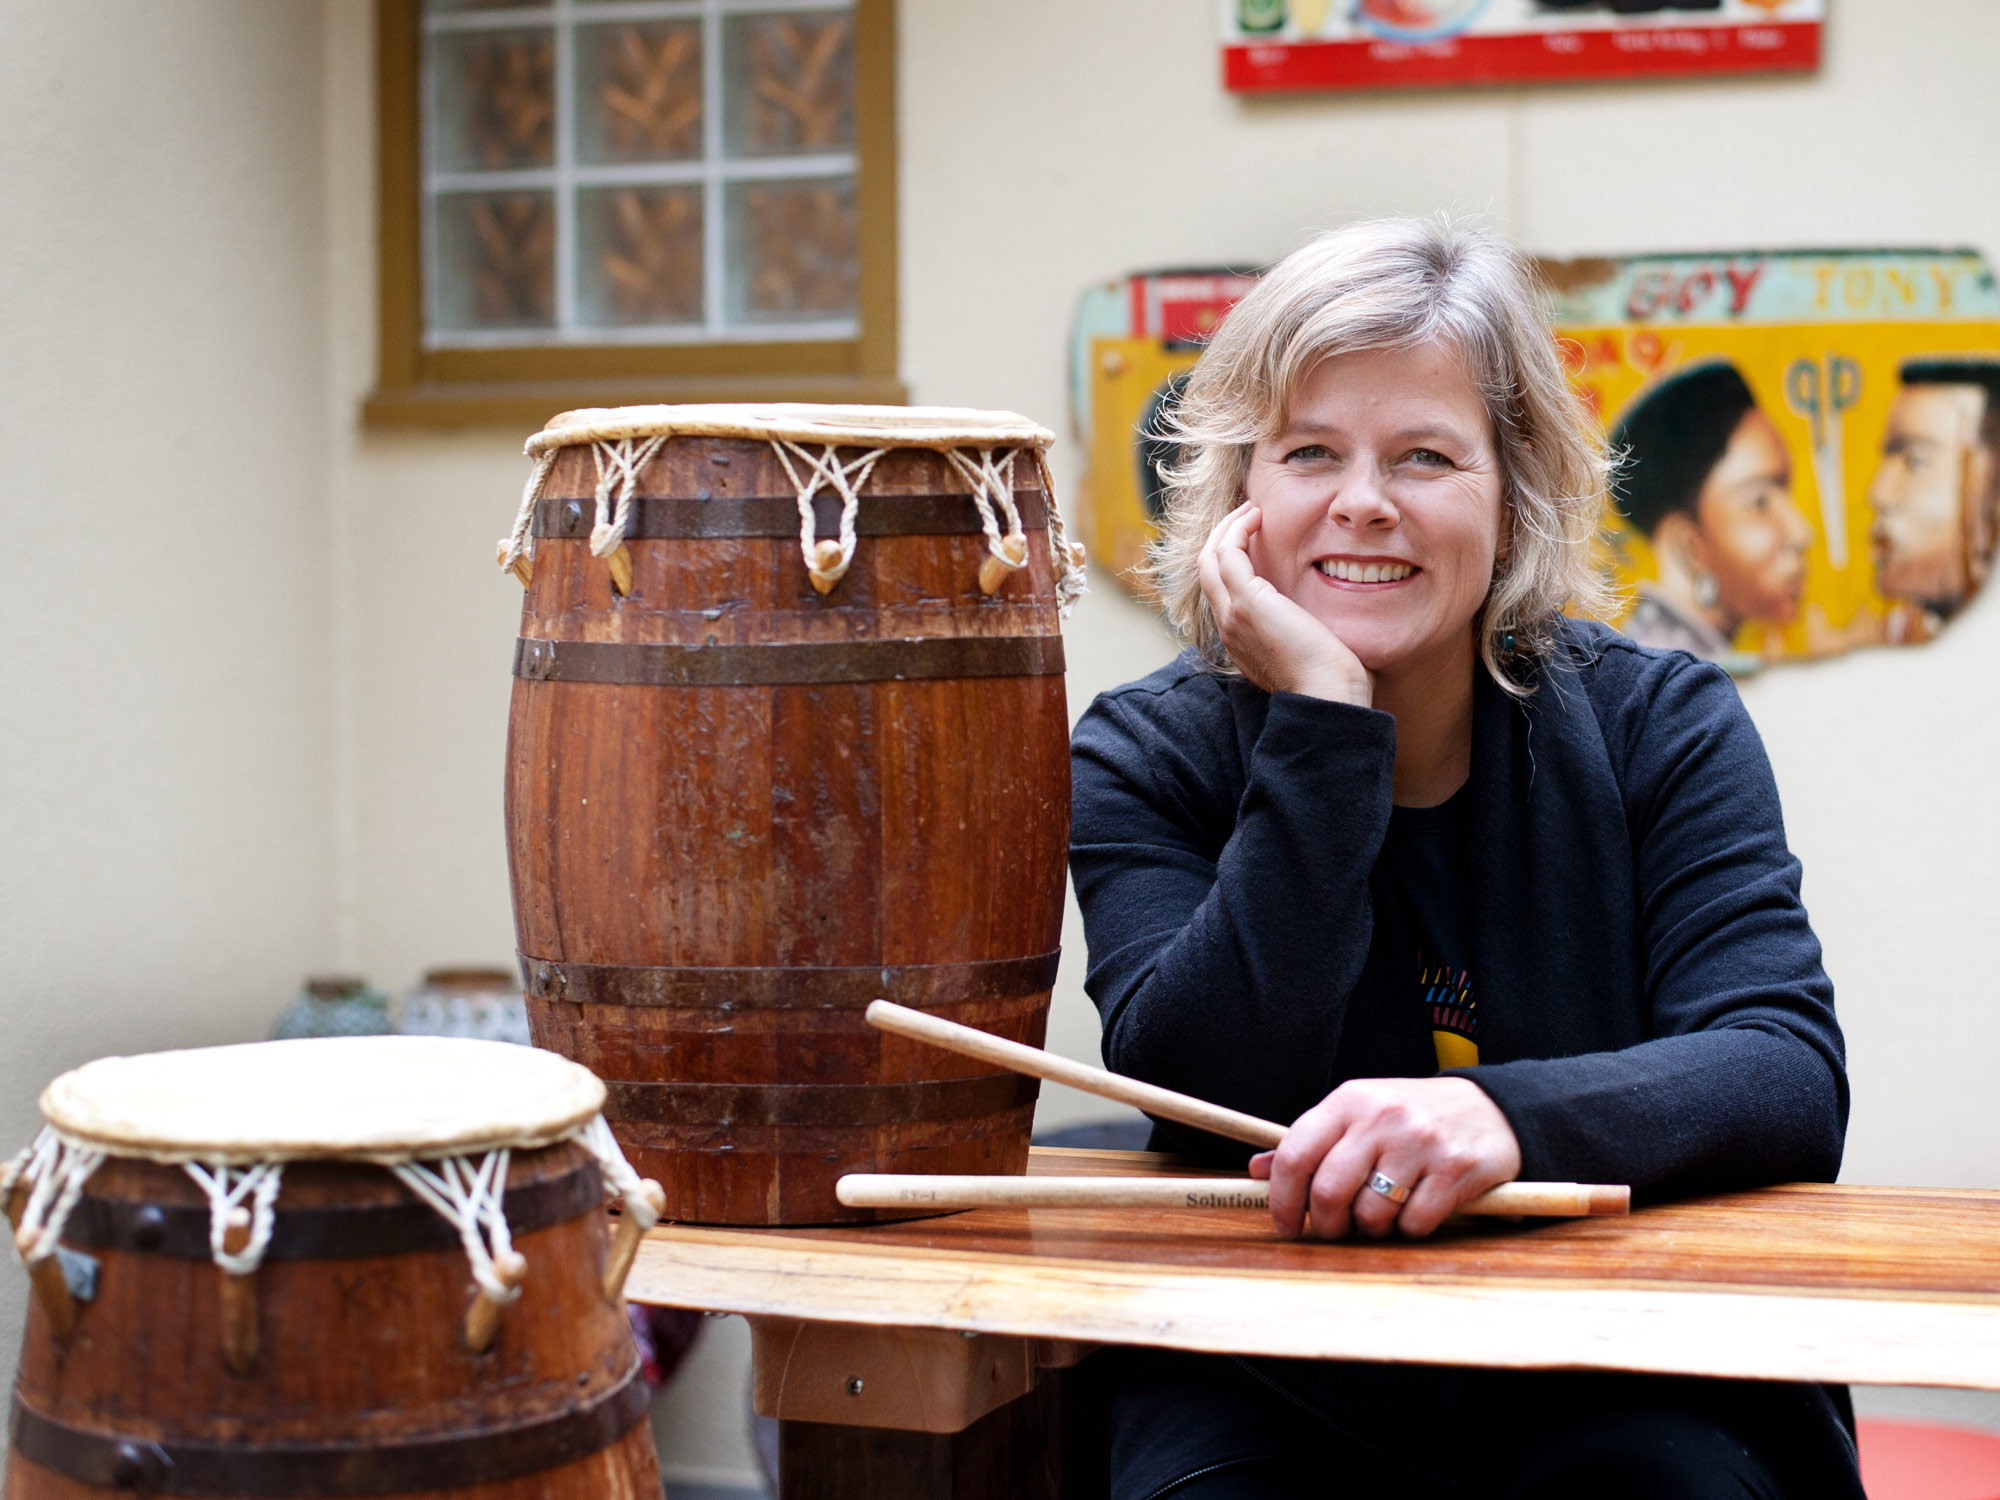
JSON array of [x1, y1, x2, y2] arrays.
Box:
[[1784, 354, 1861, 569]]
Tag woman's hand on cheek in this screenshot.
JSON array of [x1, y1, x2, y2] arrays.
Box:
[[1248, 1077, 1522, 1240], [1199, 504, 1371, 707]]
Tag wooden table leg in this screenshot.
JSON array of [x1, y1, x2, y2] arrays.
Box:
[[778, 1375, 1062, 1500], [753, 1319, 1113, 1500], [751, 1318, 1042, 1431]]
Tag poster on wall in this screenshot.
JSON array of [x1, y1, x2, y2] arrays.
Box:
[[1070, 270, 1257, 581], [1222, 0, 1822, 95], [1072, 249, 2000, 671]]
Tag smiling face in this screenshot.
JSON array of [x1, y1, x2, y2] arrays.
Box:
[[1243, 342, 1506, 680]]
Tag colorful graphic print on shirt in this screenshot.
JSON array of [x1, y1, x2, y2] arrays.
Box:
[[1419, 950, 1477, 1069]]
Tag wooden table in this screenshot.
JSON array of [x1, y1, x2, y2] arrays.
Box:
[[627, 1148, 2000, 1498]]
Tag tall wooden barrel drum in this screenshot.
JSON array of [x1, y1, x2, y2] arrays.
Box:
[[500, 405, 1084, 1225], [5, 1038, 662, 1498]]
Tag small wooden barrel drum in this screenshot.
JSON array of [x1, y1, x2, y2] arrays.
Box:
[[3, 1037, 665, 1499], [497, 405, 1085, 1225]]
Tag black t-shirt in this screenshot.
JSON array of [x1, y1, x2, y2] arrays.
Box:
[[1378, 786, 1478, 1070]]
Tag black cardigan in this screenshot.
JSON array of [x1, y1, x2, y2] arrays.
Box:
[[1069, 620, 1848, 1194]]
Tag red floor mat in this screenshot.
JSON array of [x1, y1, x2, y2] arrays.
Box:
[[1859, 1420, 2000, 1500]]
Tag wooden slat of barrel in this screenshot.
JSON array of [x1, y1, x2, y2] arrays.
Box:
[[507, 435, 1071, 1225], [8, 1145, 659, 1498]]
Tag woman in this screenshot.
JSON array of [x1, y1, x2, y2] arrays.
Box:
[[1613, 361, 1813, 658], [1069, 221, 1855, 1499]]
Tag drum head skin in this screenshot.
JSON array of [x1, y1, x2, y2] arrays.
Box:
[[39, 1036, 607, 1164], [528, 403, 1056, 458]]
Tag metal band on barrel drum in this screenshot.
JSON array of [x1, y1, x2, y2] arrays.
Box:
[[606, 1075, 1041, 1129], [521, 953, 1062, 1010], [9, 1368, 649, 1497], [512, 635, 1065, 687]]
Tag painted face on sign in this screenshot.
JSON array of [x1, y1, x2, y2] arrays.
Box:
[[1693, 408, 1813, 627], [1869, 384, 1991, 608]]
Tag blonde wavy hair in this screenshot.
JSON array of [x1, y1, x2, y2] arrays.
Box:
[[1144, 217, 1613, 694]]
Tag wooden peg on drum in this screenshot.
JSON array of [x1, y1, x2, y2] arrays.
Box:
[[219, 1209, 260, 1375], [604, 543, 635, 597], [603, 1178, 666, 1307], [978, 533, 1029, 595], [13, 1228, 75, 1343], [463, 1249, 529, 1355], [495, 537, 534, 587], [809, 537, 847, 593], [585, 517, 638, 597], [8, 1144, 82, 1342]]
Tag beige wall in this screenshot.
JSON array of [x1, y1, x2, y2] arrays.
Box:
[[6, 0, 2000, 1485], [0, 0, 335, 1420]]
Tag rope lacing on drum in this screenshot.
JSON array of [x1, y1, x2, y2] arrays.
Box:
[[1032, 450, 1089, 618], [0, 1130, 43, 1203], [501, 429, 1089, 613], [496, 448, 560, 584], [7, 1127, 106, 1265], [579, 1115, 645, 1203], [946, 447, 1029, 586], [770, 441, 889, 593], [578, 1114, 660, 1223], [590, 436, 671, 564], [390, 1150, 523, 1305], [182, 1162, 285, 1276]]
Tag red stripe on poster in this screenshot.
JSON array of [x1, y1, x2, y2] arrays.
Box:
[[1223, 22, 1819, 94]]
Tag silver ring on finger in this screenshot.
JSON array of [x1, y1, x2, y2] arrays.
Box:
[[1366, 1170, 1411, 1205]]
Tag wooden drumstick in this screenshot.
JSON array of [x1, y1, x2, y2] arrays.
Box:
[[603, 1179, 667, 1306], [220, 1211, 260, 1376], [862, 1001, 1629, 1217], [867, 1000, 1285, 1149], [837, 1174, 1630, 1218]]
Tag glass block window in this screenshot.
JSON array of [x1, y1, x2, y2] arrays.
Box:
[[422, 0, 860, 349]]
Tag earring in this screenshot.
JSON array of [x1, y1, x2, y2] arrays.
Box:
[[1498, 629, 1518, 656], [1694, 571, 1720, 611]]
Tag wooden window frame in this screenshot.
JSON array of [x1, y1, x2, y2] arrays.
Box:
[[365, 0, 902, 430]]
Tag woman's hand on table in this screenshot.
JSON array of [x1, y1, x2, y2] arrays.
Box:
[[1198, 503, 1372, 708], [1249, 1077, 1522, 1240]]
